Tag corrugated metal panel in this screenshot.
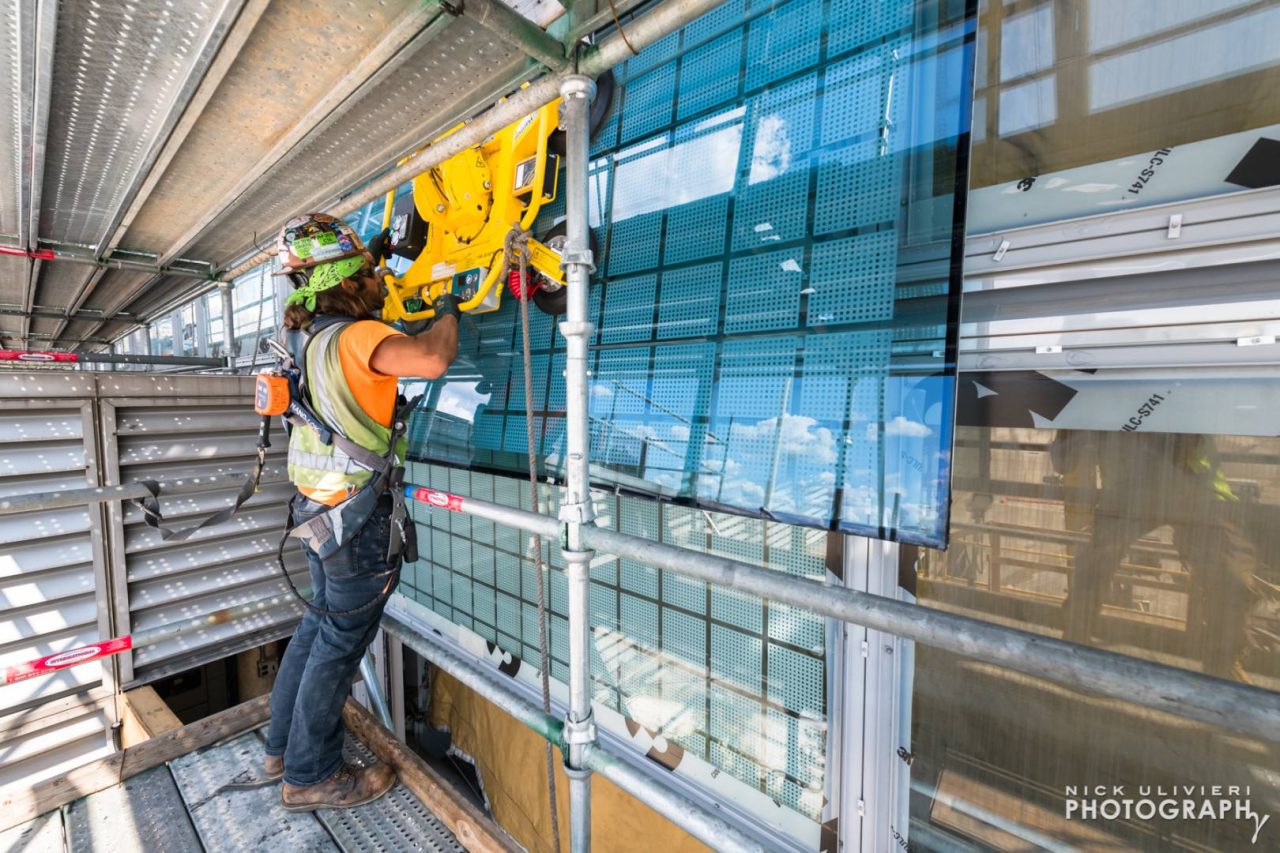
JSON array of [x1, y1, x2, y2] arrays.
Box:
[[104, 273, 190, 323], [29, 263, 93, 337], [183, 15, 528, 264], [0, 253, 28, 313], [100, 378, 304, 683], [77, 268, 154, 317], [38, 0, 240, 248], [0, 398, 109, 717], [119, 0, 430, 256]]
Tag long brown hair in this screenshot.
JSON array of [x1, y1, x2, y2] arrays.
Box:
[[282, 274, 380, 331]]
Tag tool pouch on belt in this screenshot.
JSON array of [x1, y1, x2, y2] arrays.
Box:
[[287, 483, 383, 561]]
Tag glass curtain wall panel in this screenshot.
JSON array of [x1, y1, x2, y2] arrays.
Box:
[[201, 290, 226, 356], [969, 0, 1280, 231], [897, 367, 1280, 850], [406, 0, 977, 547], [402, 462, 840, 847], [232, 262, 277, 361]]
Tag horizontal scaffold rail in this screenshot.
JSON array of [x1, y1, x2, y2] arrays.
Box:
[[401, 486, 1280, 745], [0, 349, 227, 367], [5, 478, 1277, 743]]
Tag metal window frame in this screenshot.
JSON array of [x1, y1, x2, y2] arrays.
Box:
[[956, 184, 1280, 370], [839, 535, 905, 853]]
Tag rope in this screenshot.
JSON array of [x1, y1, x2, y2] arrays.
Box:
[[506, 224, 563, 853], [607, 0, 639, 55]]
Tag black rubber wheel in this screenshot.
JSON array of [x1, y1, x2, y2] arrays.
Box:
[[531, 283, 567, 315], [548, 70, 616, 157], [529, 222, 597, 316]]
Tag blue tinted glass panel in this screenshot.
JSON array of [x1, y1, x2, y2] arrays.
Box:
[[406, 0, 975, 547]]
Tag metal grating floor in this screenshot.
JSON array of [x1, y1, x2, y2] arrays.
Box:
[[2, 726, 465, 853]]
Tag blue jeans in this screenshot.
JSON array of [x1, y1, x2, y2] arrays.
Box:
[[265, 493, 398, 786]]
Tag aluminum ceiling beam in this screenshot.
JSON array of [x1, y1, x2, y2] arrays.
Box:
[[451, 0, 570, 69], [18, 0, 55, 348], [224, 0, 729, 280], [0, 303, 138, 321]]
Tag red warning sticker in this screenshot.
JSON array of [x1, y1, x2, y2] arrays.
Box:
[[412, 487, 464, 512], [4, 635, 133, 684]]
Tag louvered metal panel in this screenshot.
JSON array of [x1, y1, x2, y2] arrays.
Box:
[[0, 694, 115, 789], [0, 386, 109, 719], [99, 376, 304, 684], [38, 0, 241, 249]]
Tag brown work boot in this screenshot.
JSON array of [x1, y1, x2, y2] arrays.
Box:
[[263, 754, 283, 781], [281, 763, 396, 811]]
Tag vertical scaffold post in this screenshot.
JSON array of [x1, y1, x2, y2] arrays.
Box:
[[558, 73, 598, 853], [220, 281, 236, 369]]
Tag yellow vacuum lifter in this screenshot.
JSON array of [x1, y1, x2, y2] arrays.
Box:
[[379, 74, 613, 325]]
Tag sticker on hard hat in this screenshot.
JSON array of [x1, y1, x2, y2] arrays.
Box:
[[413, 488, 464, 512]]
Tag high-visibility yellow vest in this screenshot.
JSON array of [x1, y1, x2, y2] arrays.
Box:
[[286, 322, 406, 497]]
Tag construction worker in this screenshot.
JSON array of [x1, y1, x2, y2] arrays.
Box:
[[1057, 430, 1259, 682], [262, 213, 460, 810]]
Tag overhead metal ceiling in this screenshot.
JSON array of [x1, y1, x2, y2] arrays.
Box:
[[0, 0, 570, 351]]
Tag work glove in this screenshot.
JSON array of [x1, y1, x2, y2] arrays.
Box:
[[432, 292, 465, 321], [366, 228, 391, 264]]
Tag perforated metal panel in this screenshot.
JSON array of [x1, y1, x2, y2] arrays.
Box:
[[320, 735, 467, 853], [678, 31, 743, 120], [621, 62, 679, 145], [0, 0, 28, 242], [600, 274, 657, 343], [98, 375, 303, 684], [606, 211, 662, 276], [807, 229, 897, 326], [401, 463, 834, 825], [663, 195, 728, 265], [731, 167, 811, 251], [828, 0, 912, 55], [655, 264, 719, 341], [725, 249, 803, 332], [39, 0, 239, 249], [744, 0, 823, 90]]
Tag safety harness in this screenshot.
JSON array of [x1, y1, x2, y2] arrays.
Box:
[[134, 314, 417, 618]]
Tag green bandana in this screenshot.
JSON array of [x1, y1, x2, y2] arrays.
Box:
[[285, 255, 366, 311]]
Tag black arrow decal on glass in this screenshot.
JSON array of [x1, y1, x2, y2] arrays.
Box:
[[956, 371, 1079, 428]]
